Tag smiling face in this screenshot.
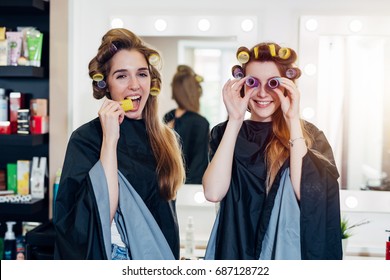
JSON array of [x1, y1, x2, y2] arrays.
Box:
[[106, 49, 151, 120], [246, 61, 282, 122]]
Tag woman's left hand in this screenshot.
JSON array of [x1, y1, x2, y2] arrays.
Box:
[[273, 77, 301, 120]]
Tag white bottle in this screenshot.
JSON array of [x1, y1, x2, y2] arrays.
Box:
[[3, 221, 16, 260], [185, 216, 195, 257], [0, 88, 8, 121]]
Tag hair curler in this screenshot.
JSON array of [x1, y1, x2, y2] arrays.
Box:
[[267, 77, 280, 89], [232, 65, 244, 79], [120, 99, 133, 112], [245, 76, 259, 88]]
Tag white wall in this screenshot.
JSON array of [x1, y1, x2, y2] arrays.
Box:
[[68, 0, 390, 131]]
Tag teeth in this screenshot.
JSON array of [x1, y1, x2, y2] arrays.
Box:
[[257, 101, 270, 105], [129, 96, 140, 100]]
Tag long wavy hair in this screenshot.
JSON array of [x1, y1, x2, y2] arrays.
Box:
[[171, 65, 203, 112], [88, 28, 185, 200], [240, 42, 312, 190]]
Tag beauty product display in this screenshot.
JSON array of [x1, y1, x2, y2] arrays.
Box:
[[1, 26, 43, 67]]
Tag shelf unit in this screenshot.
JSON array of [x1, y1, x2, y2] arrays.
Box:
[[0, 0, 50, 236]]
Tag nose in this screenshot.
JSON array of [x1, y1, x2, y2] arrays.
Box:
[[255, 85, 268, 98], [128, 76, 140, 91]]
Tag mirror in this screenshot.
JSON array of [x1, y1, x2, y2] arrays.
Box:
[[299, 16, 390, 190]]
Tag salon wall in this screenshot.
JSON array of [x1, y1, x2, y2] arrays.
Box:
[[67, 0, 390, 132]]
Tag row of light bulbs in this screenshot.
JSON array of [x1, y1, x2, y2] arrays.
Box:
[[111, 18, 255, 32]]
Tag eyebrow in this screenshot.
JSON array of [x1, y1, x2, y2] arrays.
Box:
[[112, 67, 149, 75]]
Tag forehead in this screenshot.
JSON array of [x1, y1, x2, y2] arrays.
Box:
[[245, 61, 280, 77], [110, 49, 148, 70]]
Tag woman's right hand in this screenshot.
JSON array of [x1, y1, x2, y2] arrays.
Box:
[[222, 77, 256, 122], [98, 99, 125, 144]]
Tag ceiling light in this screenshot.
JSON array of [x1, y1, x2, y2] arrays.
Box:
[[198, 19, 211, 32], [305, 18, 318, 31], [111, 18, 124, 28], [154, 19, 167, 32], [241, 19, 254, 32]]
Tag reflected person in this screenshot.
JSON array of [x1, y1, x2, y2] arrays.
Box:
[[163, 65, 210, 184]]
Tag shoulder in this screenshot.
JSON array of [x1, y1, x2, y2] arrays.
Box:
[[163, 109, 175, 123], [69, 117, 102, 145]]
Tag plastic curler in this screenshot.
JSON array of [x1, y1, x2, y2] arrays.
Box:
[[150, 78, 160, 96], [236, 46, 250, 64], [278, 48, 291, 59], [92, 73, 104, 82], [232, 65, 244, 79], [195, 75, 204, 83], [246, 76, 259, 88], [120, 99, 133, 112], [286, 68, 297, 79], [97, 80, 106, 89], [148, 52, 160, 66], [268, 44, 277, 57], [267, 77, 280, 89]]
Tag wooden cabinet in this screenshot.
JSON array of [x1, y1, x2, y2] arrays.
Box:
[[0, 0, 50, 226]]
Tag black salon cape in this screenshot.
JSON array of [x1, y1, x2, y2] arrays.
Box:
[[163, 110, 209, 184], [53, 118, 180, 259], [209, 120, 342, 260]]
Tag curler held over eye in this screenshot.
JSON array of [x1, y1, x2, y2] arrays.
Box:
[[267, 77, 280, 89], [246, 76, 259, 88]]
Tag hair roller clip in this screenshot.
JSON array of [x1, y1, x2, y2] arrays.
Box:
[[267, 77, 280, 89], [246, 76, 259, 88], [110, 43, 118, 54], [92, 73, 104, 82], [286, 68, 298, 79], [236, 46, 250, 64], [150, 78, 160, 96], [97, 80, 107, 89], [148, 52, 160, 66], [268, 44, 277, 57], [232, 65, 244, 79], [254, 46, 259, 59], [278, 48, 291, 59], [195, 75, 204, 83]]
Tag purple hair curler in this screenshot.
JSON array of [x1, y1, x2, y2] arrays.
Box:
[[267, 77, 280, 89], [232, 65, 244, 79], [246, 76, 259, 88]]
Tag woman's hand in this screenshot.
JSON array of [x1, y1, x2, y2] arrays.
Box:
[[273, 77, 301, 121], [98, 99, 125, 143], [222, 77, 256, 122]]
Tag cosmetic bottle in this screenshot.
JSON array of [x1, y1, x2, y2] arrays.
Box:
[[0, 88, 8, 121], [52, 168, 62, 222], [386, 230, 390, 260], [3, 221, 16, 260], [185, 216, 195, 257]]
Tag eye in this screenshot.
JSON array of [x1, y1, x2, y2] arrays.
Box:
[[116, 74, 127, 79]]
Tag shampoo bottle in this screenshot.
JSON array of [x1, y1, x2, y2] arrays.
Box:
[[185, 216, 195, 257], [386, 230, 390, 260], [3, 221, 16, 260]]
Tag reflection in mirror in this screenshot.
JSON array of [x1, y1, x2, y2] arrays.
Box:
[[178, 40, 237, 128], [299, 16, 390, 190]]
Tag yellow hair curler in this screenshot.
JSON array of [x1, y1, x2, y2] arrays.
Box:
[[236, 46, 250, 64], [278, 48, 291, 59], [120, 99, 133, 112], [268, 44, 277, 57]]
